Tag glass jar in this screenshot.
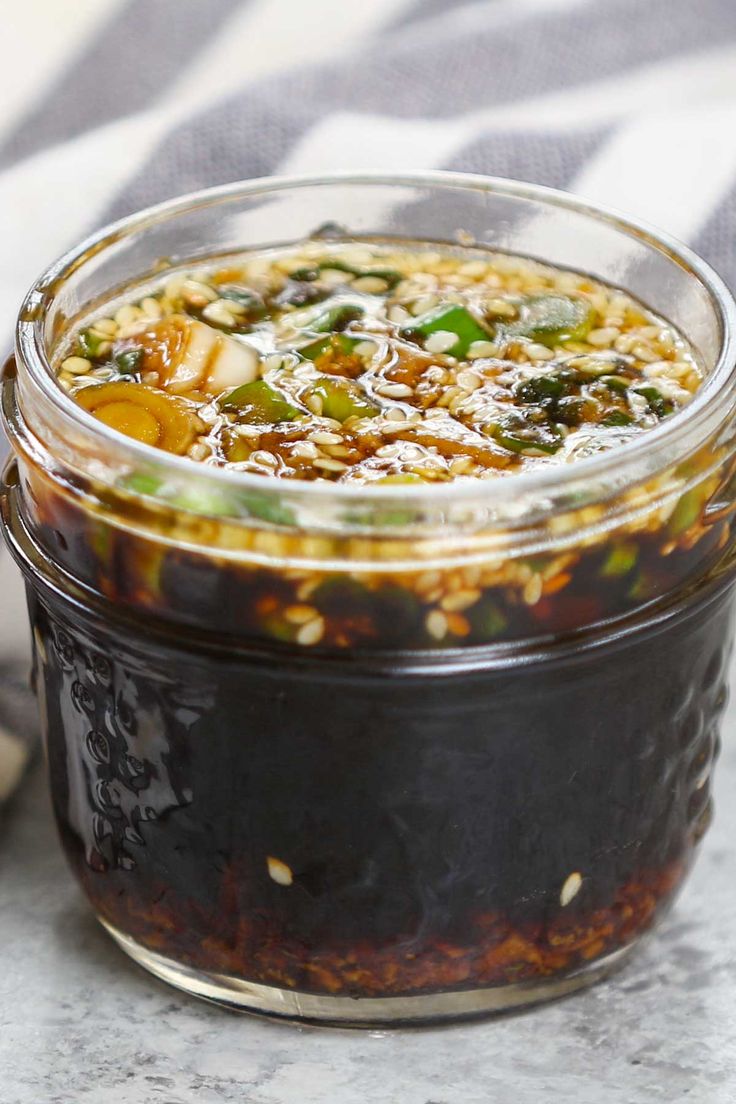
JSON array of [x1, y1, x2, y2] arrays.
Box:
[[3, 174, 736, 1026]]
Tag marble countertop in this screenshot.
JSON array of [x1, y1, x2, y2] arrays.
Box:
[[2, 716, 736, 1104]]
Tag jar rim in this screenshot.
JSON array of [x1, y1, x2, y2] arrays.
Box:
[[14, 170, 736, 517]]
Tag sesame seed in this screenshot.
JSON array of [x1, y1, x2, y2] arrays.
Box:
[[426, 610, 448, 640], [388, 305, 411, 324], [526, 343, 555, 361], [267, 856, 293, 886], [202, 300, 239, 327], [320, 267, 353, 288], [140, 296, 163, 320], [424, 330, 459, 354], [114, 304, 143, 327], [313, 458, 349, 472], [352, 275, 388, 294], [375, 382, 413, 399], [467, 340, 498, 360], [458, 260, 488, 277], [61, 356, 93, 375], [456, 369, 482, 392], [251, 450, 278, 467], [560, 871, 583, 907], [631, 342, 659, 363], [587, 327, 620, 347], [309, 430, 343, 445], [440, 588, 481, 612], [182, 279, 218, 306], [523, 574, 543, 606], [296, 616, 325, 645], [290, 441, 320, 459], [411, 295, 439, 316], [483, 298, 517, 320], [187, 442, 211, 461], [91, 317, 118, 337]]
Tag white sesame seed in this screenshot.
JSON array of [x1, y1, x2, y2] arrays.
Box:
[[187, 442, 211, 461], [440, 588, 481, 612], [457, 369, 482, 392], [61, 356, 93, 375], [351, 275, 389, 294], [140, 296, 163, 320], [182, 279, 218, 306], [267, 856, 293, 886], [523, 574, 543, 606], [313, 458, 349, 472], [202, 300, 239, 327], [290, 441, 320, 459], [375, 381, 414, 399], [411, 295, 439, 316], [526, 343, 555, 361], [424, 330, 459, 355], [384, 407, 407, 422], [353, 340, 377, 359], [467, 340, 498, 360], [587, 327, 620, 347], [631, 342, 659, 363], [388, 305, 411, 324], [114, 304, 143, 327], [483, 298, 517, 320], [560, 871, 583, 907], [320, 267, 353, 287], [251, 450, 278, 468], [458, 260, 488, 277], [426, 610, 448, 640], [309, 431, 343, 445], [91, 318, 118, 337], [297, 616, 325, 645]]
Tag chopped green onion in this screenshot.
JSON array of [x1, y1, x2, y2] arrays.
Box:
[[113, 348, 144, 375], [298, 333, 362, 362], [306, 377, 379, 422], [602, 410, 633, 427], [309, 303, 364, 334], [120, 471, 162, 496], [503, 295, 594, 347], [668, 487, 704, 536], [600, 542, 638, 577], [77, 329, 110, 359], [290, 260, 402, 289], [632, 386, 673, 418], [514, 375, 566, 403], [221, 380, 300, 423], [402, 304, 491, 359]]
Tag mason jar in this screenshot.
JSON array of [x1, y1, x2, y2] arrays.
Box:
[[2, 174, 736, 1026]]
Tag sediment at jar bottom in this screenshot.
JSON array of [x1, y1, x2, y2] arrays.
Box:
[[28, 568, 734, 999]]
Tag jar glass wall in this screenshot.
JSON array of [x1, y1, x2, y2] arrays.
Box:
[[3, 174, 736, 1024]]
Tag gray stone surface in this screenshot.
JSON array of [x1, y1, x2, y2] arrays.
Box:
[[2, 701, 736, 1104]]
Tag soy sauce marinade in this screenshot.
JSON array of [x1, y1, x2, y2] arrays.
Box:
[[59, 243, 700, 479], [37, 243, 733, 1003], [52, 243, 716, 651]]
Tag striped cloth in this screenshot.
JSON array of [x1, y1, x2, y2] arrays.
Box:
[[2, 0, 736, 793]]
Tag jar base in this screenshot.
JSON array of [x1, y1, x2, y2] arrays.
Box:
[[101, 920, 639, 1027]]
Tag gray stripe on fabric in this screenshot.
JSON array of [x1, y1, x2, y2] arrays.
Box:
[[694, 190, 736, 295], [102, 0, 736, 225], [388, 127, 610, 246], [102, 92, 322, 223], [443, 127, 610, 190], [0, 0, 249, 170], [390, 0, 493, 32]]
